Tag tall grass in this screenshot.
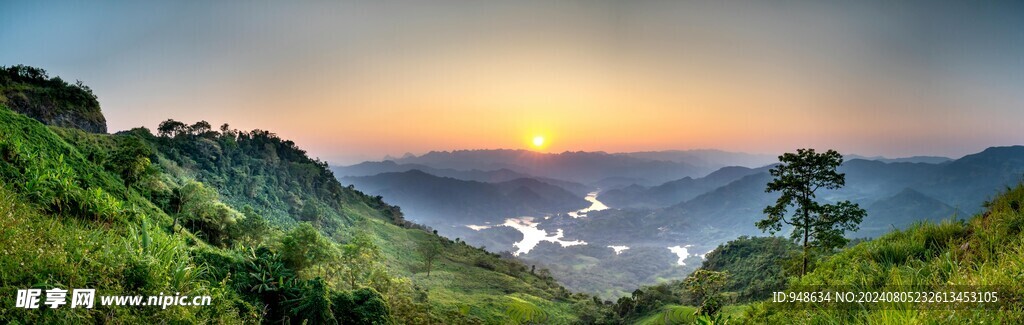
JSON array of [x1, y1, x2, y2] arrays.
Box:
[[739, 185, 1024, 324]]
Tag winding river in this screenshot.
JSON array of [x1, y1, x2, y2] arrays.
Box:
[[465, 191, 705, 261], [467, 191, 610, 255]]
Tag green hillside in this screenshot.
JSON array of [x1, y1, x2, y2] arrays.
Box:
[[738, 184, 1024, 323], [613, 185, 1024, 324], [0, 77, 599, 323]]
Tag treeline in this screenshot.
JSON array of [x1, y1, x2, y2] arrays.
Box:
[[0, 65, 98, 108], [137, 118, 419, 231]]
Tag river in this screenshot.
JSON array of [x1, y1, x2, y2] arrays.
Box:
[[465, 191, 704, 261], [467, 191, 610, 255]]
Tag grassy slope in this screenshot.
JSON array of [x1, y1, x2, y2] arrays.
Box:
[[635, 305, 748, 325], [0, 107, 237, 323], [0, 106, 583, 324], [740, 185, 1024, 323]]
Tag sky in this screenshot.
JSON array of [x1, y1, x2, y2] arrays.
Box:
[[2, 1, 1022, 165]]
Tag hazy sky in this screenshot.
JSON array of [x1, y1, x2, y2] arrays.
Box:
[[2, 1, 1022, 164]]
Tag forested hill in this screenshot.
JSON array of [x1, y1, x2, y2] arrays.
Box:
[[0, 67, 606, 324], [0, 65, 106, 133]]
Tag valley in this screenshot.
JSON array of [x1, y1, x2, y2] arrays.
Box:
[[332, 147, 1024, 300], [5, 1, 1024, 322]]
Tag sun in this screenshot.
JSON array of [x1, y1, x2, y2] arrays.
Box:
[[532, 136, 545, 148]]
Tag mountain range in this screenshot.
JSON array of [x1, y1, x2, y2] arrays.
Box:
[[341, 169, 589, 225], [342, 149, 710, 185], [336, 145, 1024, 298]]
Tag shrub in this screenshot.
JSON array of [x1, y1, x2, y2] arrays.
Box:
[[280, 223, 334, 272], [288, 278, 336, 324], [332, 287, 393, 325]]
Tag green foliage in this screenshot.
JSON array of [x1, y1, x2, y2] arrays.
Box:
[[280, 223, 334, 273], [332, 287, 393, 325], [0, 184, 249, 323], [757, 148, 866, 276], [229, 205, 273, 247], [417, 240, 442, 277], [338, 229, 383, 288], [149, 120, 379, 229], [683, 269, 729, 316], [0, 65, 105, 132], [0, 107, 145, 223], [106, 135, 157, 188], [700, 236, 798, 302], [288, 278, 337, 324], [174, 180, 241, 247]]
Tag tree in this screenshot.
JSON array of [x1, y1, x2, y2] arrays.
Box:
[[332, 288, 393, 325], [173, 181, 218, 232], [242, 247, 298, 323], [157, 119, 187, 137], [107, 136, 156, 188], [683, 269, 729, 316], [755, 149, 866, 277], [299, 203, 323, 225], [281, 222, 334, 273], [190, 120, 213, 136], [228, 206, 271, 247], [339, 231, 383, 288], [288, 278, 337, 324], [417, 240, 442, 277], [173, 181, 240, 246]]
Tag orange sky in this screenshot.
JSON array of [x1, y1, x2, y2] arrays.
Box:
[[4, 1, 1023, 164]]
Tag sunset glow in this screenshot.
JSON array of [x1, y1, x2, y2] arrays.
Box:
[[3, 1, 1023, 164]]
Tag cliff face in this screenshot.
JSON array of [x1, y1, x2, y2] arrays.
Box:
[[0, 65, 107, 133]]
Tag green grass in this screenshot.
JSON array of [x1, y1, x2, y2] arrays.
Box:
[[634, 304, 748, 325], [362, 219, 580, 323], [737, 185, 1024, 324], [0, 183, 249, 323]]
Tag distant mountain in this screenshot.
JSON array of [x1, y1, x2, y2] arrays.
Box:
[[600, 165, 772, 209], [387, 149, 709, 184], [657, 172, 776, 233], [334, 160, 527, 180], [333, 161, 594, 196], [845, 154, 953, 164], [879, 156, 952, 164], [621, 149, 777, 169], [601, 147, 1024, 241], [914, 146, 1024, 214], [341, 170, 589, 224], [858, 188, 961, 235], [591, 176, 658, 189], [825, 159, 945, 201]]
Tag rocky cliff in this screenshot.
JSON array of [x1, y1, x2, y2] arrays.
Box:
[[0, 65, 107, 133]]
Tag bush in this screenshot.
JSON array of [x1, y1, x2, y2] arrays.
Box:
[[332, 287, 393, 325], [280, 223, 334, 272], [289, 278, 336, 324]]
